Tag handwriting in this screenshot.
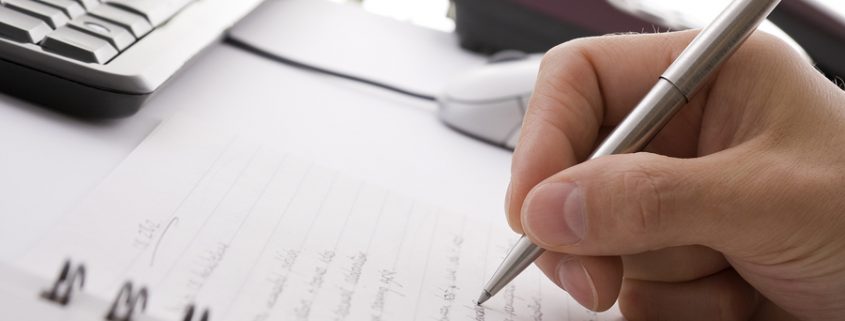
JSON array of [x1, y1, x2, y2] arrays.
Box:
[[502, 285, 517, 321], [132, 219, 161, 250], [173, 242, 228, 310], [472, 303, 487, 321], [20, 117, 622, 321], [436, 235, 465, 321], [344, 252, 367, 285], [332, 252, 368, 321], [527, 297, 543, 321], [266, 249, 300, 308], [252, 249, 300, 321], [150, 217, 180, 267], [294, 250, 335, 321], [371, 269, 404, 321]]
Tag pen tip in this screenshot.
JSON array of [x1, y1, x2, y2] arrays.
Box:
[[476, 290, 492, 306]]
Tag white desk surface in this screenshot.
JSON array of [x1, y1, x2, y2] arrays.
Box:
[[0, 0, 508, 261]]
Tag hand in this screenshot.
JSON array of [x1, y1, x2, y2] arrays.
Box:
[[507, 30, 845, 321]]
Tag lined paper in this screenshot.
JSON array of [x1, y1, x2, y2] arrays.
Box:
[[17, 118, 622, 321]]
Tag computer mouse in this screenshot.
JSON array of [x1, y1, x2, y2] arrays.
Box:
[[437, 53, 543, 149]]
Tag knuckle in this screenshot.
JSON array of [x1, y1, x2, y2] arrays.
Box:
[[539, 37, 596, 74], [539, 43, 571, 73], [541, 43, 568, 66], [730, 31, 803, 71], [748, 31, 793, 53], [538, 45, 578, 83]]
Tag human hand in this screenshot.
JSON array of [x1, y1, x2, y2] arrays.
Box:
[[507, 30, 845, 321]]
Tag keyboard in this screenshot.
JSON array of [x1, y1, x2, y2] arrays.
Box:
[[0, 0, 265, 117]]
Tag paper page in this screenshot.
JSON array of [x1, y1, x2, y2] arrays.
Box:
[[0, 94, 159, 261], [228, 0, 486, 99], [16, 118, 623, 321]]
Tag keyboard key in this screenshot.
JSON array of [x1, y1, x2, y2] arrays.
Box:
[[89, 4, 150, 37], [4, 0, 69, 28], [42, 26, 117, 63], [71, 0, 99, 10], [0, 5, 51, 42], [33, 0, 85, 19], [68, 14, 133, 50], [107, 0, 192, 26]]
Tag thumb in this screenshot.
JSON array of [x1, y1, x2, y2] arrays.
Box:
[[521, 151, 742, 256]]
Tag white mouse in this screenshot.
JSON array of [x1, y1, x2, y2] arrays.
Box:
[[438, 53, 543, 149]]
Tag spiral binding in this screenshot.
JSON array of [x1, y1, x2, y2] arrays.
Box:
[[39, 260, 212, 321], [41, 259, 86, 305], [182, 305, 210, 321], [106, 281, 149, 321]]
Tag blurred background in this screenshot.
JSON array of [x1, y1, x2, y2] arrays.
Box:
[[328, 0, 455, 31], [329, 0, 845, 81], [328, 0, 845, 35]]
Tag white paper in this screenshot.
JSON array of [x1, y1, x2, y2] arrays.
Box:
[[0, 93, 159, 261], [16, 118, 623, 321], [228, 0, 486, 99]]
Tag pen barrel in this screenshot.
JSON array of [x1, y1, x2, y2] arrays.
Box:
[[663, 0, 781, 98], [589, 0, 780, 160], [588, 79, 687, 159], [481, 0, 781, 304], [481, 235, 545, 299]]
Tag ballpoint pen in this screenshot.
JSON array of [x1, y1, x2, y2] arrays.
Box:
[[478, 0, 782, 305]]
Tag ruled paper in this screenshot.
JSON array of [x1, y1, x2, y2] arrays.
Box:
[[17, 118, 622, 321]]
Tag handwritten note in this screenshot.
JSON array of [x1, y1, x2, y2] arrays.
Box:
[[17, 119, 623, 321]]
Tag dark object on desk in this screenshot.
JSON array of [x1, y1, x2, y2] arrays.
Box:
[[770, 0, 845, 79], [454, 0, 845, 79], [452, 0, 658, 54]]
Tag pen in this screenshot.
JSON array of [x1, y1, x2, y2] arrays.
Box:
[[478, 0, 782, 305]]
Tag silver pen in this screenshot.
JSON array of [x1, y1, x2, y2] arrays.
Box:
[[478, 0, 782, 305]]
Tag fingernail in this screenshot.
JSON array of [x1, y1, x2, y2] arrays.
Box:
[[524, 182, 586, 246], [557, 257, 598, 311]]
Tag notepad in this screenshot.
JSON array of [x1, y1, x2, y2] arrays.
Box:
[[15, 118, 622, 321]]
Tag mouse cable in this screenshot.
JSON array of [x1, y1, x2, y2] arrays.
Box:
[[225, 37, 438, 102]]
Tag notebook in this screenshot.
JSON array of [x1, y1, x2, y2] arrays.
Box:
[[5, 118, 623, 321]]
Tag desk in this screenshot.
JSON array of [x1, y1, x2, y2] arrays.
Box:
[[0, 0, 509, 261]]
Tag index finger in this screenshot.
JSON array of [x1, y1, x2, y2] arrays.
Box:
[[507, 30, 703, 232]]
